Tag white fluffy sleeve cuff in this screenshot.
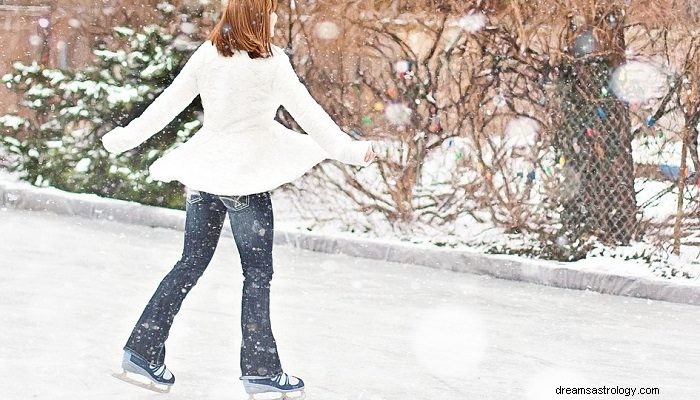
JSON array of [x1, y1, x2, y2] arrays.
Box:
[[101, 126, 131, 154], [341, 140, 374, 167]]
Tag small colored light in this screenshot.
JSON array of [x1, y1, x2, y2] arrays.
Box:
[[596, 107, 606, 119]]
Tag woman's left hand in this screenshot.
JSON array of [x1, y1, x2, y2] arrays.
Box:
[[101, 127, 129, 155]]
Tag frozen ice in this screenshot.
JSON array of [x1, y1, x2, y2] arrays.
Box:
[[410, 305, 487, 379], [0, 208, 698, 398], [525, 368, 592, 400]]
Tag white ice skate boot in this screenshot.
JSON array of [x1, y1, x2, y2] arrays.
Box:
[[240, 371, 305, 400], [112, 349, 175, 393]]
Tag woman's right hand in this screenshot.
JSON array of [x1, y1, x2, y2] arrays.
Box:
[[364, 141, 378, 163]]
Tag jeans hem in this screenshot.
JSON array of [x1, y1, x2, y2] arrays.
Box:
[[123, 345, 156, 365], [239, 370, 283, 380]]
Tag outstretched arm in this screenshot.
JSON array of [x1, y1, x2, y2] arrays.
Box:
[[101, 42, 207, 154], [273, 47, 373, 167]]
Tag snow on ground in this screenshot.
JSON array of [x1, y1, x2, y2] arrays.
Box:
[[1, 168, 699, 284], [275, 169, 700, 284], [1, 208, 699, 399]]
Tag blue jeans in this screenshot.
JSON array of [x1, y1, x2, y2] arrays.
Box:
[[123, 188, 283, 378]]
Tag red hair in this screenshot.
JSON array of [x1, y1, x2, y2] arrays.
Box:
[[207, 0, 278, 59]]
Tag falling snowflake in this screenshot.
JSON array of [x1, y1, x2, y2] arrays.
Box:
[[458, 11, 487, 33], [384, 103, 412, 126], [314, 21, 339, 40], [394, 60, 410, 75], [505, 117, 539, 148], [180, 22, 197, 35], [609, 60, 668, 104]]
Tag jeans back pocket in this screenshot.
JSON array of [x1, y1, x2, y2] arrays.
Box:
[[186, 189, 204, 205], [219, 195, 250, 211]]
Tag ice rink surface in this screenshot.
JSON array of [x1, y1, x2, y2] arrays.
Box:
[[1, 208, 698, 399]]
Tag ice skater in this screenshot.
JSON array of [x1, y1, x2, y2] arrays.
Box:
[[101, 0, 377, 398]]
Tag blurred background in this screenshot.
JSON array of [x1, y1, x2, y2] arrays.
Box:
[[1, 0, 700, 280]]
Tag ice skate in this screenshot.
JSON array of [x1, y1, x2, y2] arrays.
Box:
[[112, 349, 175, 393], [241, 371, 305, 400]]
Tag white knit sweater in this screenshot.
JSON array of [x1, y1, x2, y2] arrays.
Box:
[[101, 40, 374, 196]]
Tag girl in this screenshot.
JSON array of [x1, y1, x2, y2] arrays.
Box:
[[102, 0, 377, 398]]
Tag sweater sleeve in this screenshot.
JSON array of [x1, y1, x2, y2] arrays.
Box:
[[101, 42, 207, 155], [272, 48, 372, 167]]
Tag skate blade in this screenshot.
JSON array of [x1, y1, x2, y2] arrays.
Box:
[[112, 370, 172, 393], [248, 390, 306, 400], [283, 391, 306, 400]]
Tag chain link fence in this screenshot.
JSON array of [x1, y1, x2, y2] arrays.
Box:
[[554, 56, 639, 248]]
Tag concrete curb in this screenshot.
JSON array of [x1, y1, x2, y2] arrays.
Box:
[[2, 180, 699, 306]]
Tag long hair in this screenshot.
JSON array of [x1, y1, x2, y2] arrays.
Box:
[[207, 0, 278, 59]]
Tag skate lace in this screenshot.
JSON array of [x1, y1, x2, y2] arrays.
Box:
[[151, 364, 172, 380], [275, 372, 288, 386]]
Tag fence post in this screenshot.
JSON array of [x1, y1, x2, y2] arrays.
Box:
[[673, 126, 690, 255]]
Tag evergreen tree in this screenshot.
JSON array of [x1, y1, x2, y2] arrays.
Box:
[[0, 2, 204, 209]]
